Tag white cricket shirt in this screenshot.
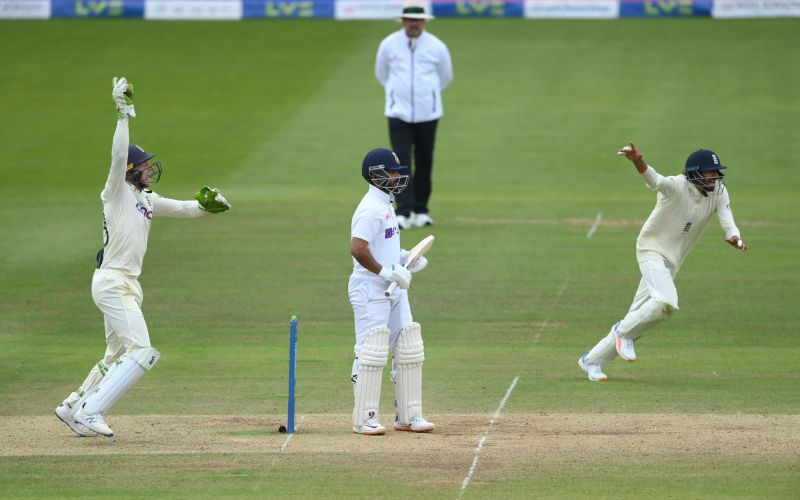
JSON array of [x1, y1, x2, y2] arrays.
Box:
[[375, 29, 453, 124], [351, 185, 401, 275], [637, 166, 740, 271], [97, 118, 207, 278]]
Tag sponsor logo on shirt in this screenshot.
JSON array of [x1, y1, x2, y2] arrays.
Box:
[[135, 202, 153, 220], [385, 226, 399, 239], [385, 212, 392, 221], [682, 222, 693, 233]]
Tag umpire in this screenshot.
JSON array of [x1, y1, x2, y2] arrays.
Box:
[[375, 4, 453, 229]]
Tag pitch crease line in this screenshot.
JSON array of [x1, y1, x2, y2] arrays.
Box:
[[278, 415, 304, 455], [459, 376, 519, 496], [586, 212, 603, 238]]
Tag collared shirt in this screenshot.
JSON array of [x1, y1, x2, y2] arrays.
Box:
[[637, 166, 740, 271], [97, 118, 206, 278], [351, 185, 401, 274], [375, 29, 453, 123]]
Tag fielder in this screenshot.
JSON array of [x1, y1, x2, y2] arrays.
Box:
[[579, 142, 747, 382], [349, 148, 435, 435], [54, 78, 231, 437]]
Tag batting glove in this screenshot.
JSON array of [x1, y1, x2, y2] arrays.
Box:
[[112, 77, 136, 119], [400, 249, 428, 273], [379, 264, 412, 289], [194, 186, 231, 214]]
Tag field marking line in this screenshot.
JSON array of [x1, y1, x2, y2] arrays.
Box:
[[459, 376, 519, 497], [586, 212, 603, 238], [270, 414, 305, 466], [532, 277, 570, 344]]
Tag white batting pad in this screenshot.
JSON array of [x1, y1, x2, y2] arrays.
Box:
[[353, 327, 389, 427], [83, 347, 160, 415], [394, 322, 425, 424]]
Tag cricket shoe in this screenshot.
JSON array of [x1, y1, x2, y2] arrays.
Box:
[[394, 416, 435, 433], [413, 213, 434, 227], [73, 407, 114, 437], [578, 352, 608, 382], [397, 214, 415, 230], [613, 325, 636, 362], [353, 418, 386, 435], [54, 404, 96, 437]]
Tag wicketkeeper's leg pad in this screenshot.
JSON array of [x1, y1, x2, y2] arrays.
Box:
[[353, 327, 389, 427], [83, 346, 160, 415], [394, 322, 425, 424]]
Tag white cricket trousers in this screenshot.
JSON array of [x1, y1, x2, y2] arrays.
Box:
[[348, 273, 414, 380], [585, 259, 679, 366], [92, 269, 152, 364]]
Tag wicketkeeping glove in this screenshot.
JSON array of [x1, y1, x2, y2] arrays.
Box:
[[112, 77, 136, 119], [194, 186, 231, 214], [400, 249, 428, 273]]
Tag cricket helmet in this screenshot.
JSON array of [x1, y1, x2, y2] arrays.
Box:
[[684, 149, 726, 195], [361, 148, 410, 195], [126, 145, 162, 185]]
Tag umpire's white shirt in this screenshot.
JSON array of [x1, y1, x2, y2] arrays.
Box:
[[98, 117, 207, 280], [375, 29, 453, 124], [637, 166, 740, 271], [351, 185, 401, 275]]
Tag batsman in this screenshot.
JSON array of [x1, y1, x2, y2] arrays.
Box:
[[54, 77, 231, 437], [579, 142, 747, 382], [348, 148, 435, 435]]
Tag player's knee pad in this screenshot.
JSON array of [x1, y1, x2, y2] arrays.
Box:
[[83, 346, 160, 415], [396, 322, 424, 366], [358, 327, 390, 368]]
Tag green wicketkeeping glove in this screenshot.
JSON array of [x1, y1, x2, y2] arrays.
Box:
[[194, 186, 231, 214]]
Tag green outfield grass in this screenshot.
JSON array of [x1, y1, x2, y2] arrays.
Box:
[[1, 19, 798, 498]]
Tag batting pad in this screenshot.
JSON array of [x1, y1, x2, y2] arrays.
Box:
[[394, 322, 425, 424], [353, 327, 389, 427], [83, 347, 160, 415]]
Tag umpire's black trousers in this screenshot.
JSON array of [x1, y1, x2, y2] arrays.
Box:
[[388, 117, 439, 217]]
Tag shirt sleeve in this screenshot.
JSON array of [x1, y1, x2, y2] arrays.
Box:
[[101, 117, 129, 202], [375, 39, 390, 87], [716, 188, 740, 239], [152, 194, 208, 218], [351, 208, 381, 243], [641, 166, 677, 197], [438, 42, 453, 91]]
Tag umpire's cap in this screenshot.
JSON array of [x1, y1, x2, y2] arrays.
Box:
[[361, 148, 409, 182], [127, 145, 157, 171], [685, 149, 727, 173]]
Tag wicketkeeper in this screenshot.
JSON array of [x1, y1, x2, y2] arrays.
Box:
[[348, 148, 435, 435], [579, 142, 747, 382], [54, 77, 231, 437]]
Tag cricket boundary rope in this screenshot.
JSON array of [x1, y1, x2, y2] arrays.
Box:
[[459, 376, 520, 496]]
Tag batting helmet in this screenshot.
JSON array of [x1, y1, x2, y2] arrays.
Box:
[[126, 145, 162, 185], [361, 148, 410, 195], [684, 149, 726, 195]]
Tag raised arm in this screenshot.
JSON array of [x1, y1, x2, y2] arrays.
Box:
[[153, 186, 231, 218], [103, 78, 136, 201], [618, 142, 675, 196]]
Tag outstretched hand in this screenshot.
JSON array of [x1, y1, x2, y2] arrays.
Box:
[[112, 77, 136, 119], [617, 142, 643, 162], [194, 186, 231, 214], [725, 236, 748, 252]]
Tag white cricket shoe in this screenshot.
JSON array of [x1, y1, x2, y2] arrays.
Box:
[[578, 352, 608, 382], [397, 214, 415, 230], [54, 404, 96, 437], [73, 407, 114, 437], [394, 416, 435, 433], [353, 418, 386, 435], [413, 213, 434, 227], [614, 329, 636, 362]]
